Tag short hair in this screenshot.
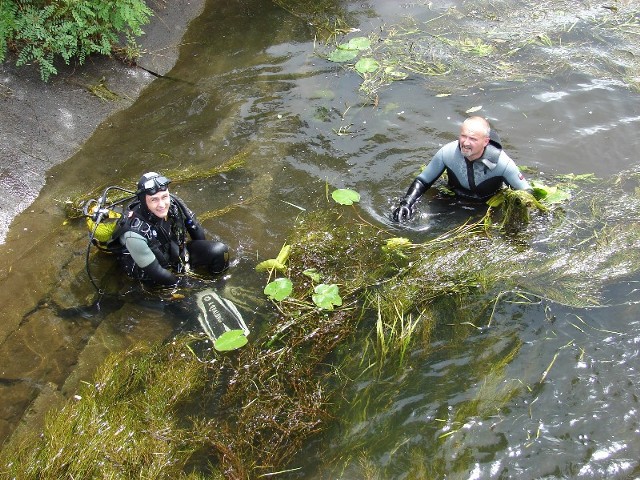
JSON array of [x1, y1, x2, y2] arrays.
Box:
[[464, 116, 490, 138]]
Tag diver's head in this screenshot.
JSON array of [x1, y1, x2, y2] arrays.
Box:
[[137, 172, 171, 219]]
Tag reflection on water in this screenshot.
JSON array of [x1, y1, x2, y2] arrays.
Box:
[[1, 0, 639, 476]]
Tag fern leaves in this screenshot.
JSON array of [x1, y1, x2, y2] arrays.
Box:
[[1, 0, 153, 81]]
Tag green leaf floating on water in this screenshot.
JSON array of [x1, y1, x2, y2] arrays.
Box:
[[355, 58, 380, 74], [346, 37, 371, 50], [543, 188, 571, 204], [327, 37, 371, 63], [531, 181, 571, 204], [312, 283, 342, 310], [303, 268, 322, 283], [264, 277, 293, 301], [214, 329, 248, 352], [328, 48, 358, 63], [331, 188, 360, 205]]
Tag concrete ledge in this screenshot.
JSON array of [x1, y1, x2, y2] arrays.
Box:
[[0, 0, 206, 244]]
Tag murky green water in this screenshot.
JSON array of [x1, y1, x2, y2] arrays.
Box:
[[1, 0, 640, 477]]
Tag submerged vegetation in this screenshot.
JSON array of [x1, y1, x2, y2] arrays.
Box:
[[5, 165, 640, 477], [271, 0, 358, 42], [313, 0, 640, 98], [3, 1, 640, 477], [64, 146, 251, 222]]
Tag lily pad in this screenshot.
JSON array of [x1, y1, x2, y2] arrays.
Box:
[[331, 188, 360, 205], [543, 188, 571, 204], [531, 181, 571, 204], [303, 268, 322, 283], [328, 47, 359, 63], [346, 37, 371, 50], [355, 58, 380, 74], [312, 283, 342, 310], [214, 329, 248, 352], [264, 277, 293, 301]]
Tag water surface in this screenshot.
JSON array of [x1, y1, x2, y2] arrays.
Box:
[[1, 0, 639, 477]]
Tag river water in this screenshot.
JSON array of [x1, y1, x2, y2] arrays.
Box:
[[1, 0, 639, 477]]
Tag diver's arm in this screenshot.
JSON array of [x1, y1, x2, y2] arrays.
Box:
[[122, 231, 178, 285], [499, 152, 532, 191], [142, 259, 178, 285]]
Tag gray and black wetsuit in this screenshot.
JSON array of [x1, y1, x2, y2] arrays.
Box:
[[417, 140, 530, 201]]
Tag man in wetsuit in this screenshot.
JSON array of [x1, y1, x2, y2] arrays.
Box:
[[392, 116, 531, 222], [109, 172, 229, 286]]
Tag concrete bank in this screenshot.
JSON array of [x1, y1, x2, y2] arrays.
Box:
[[0, 0, 206, 245], [0, 0, 206, 445]]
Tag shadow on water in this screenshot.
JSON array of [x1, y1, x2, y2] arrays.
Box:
[[1, 0, 639, 477]]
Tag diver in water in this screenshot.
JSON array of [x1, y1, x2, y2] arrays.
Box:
[[109, 172, 229, 286], [392, 116, 532, 222]]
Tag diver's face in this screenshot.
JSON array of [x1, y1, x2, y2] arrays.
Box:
[[145, 190, 171, 219], [459, 123, 490, 161]]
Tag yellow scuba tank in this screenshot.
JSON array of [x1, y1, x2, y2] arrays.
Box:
[[83, 186, 135, 250], [85, 203, 121, 245]]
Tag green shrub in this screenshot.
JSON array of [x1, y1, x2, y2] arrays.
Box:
[[0, 1, 17, 62], [0, 0, 153, 81]]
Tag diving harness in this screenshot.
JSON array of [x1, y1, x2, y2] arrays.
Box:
[[82, 184, 195, 294]]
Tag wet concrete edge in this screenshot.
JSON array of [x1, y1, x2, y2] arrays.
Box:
[[0, 0, 206, 446], [0, 0, 207, 245]]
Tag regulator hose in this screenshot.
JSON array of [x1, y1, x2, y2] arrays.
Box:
[[83, 185, 135, 295]]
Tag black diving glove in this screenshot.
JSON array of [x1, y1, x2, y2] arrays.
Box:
[[142, 259, 179, 286], [392, 178, 428, 222]]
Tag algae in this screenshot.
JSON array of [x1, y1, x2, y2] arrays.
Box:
[[63, 146, 251, 221], [314, 1, 640, 99], [5, 170, 640, 477]]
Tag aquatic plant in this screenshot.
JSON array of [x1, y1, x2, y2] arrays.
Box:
[[214, 330, 249, 352], [0, 337, 214, 478], [64, 147, 251, 221], [331, 188, 361, 205], [372, 292, 421, 370], [6, 169, 640, 477], [271, 0, 358, 42], [316, 1, 640, 98], [263, 276, 293, 301], [255, 243, 291, 274]]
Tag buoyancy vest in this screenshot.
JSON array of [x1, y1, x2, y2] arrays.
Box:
[[108, 198, 188, 272]]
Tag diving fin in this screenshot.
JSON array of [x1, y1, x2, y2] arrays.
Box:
[[195, 289, 250, 342]]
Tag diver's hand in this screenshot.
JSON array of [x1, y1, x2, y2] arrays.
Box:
[[142, 259, 179, 286], [392, 178, 427, 223], [392, 201, 413, 222]]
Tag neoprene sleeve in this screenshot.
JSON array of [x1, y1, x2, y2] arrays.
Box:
[[142, 259, 178, 285], [121, 231, 156, 268]]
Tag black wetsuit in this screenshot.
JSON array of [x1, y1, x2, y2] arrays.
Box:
[[109, 195, 228, 285]]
